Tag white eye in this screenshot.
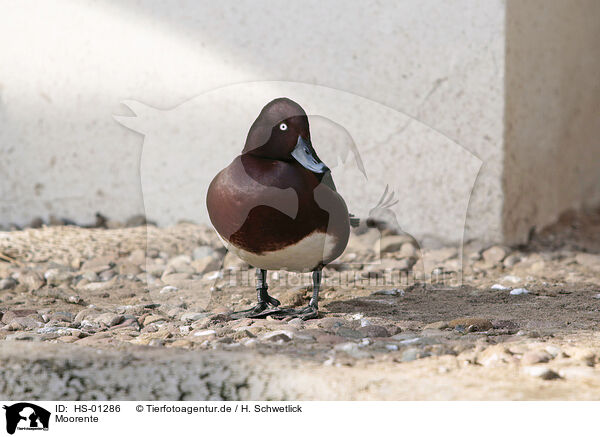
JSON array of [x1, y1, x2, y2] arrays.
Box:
[[279, 123, 288, 131]]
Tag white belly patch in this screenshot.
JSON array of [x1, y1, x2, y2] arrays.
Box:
[[221, 232, 339, 272]]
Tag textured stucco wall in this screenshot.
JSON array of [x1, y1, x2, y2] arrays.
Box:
[[504, 0, 600, 244], [0, 0, 505, 246]]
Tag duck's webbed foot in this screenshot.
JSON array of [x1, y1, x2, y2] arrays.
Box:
[[230, 269, 281, 319]]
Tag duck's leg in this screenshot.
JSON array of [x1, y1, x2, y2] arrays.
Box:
[[293, 268, 321, 320], [230, 268, 281, 319]]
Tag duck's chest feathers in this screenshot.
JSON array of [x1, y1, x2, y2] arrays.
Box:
[[222, 230, 338, 272]]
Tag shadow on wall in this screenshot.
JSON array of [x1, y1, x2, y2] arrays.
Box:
[[504, 0, 600, 244]]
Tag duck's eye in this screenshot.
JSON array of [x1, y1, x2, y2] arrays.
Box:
[[279, 123, 288, 131]]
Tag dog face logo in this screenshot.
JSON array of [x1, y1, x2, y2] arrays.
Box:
[[3, 403, 50, 434]]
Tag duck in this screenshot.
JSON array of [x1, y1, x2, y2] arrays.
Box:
[[206, 97, 351, 320]]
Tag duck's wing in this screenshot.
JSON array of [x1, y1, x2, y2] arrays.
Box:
[[320, 171, 337, 192], [320, 171, 360, 228]]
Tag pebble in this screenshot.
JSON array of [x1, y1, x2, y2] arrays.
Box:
[[193, 329, 216, 337], [482, 246, 507, 265], [314, 333, 346, 345], [159, 286, 178, 294], [523, 366, 560, 380], [521, 350, 552, 365], [0, 278, 17, 290], [193, 246, 216, 260], [143, 314, 169, 326], [261, 330, 294, 342], [180, 312, 209, 323], [378, 235, 412, 254], [545, 345, 562, 358], [575, 253, 600, 270], [6, 332, 43, 341], [502, 275, 522, 284], [371, 288, 404, 296], [401, 348, 419, 362], [1, 310, 40, 324], [358, 325, 390, 338], [385, 344, 399, 351], [510, 288, 530, 295], [18, 272, 45, 291], [44, 268, 73, 286], [491, 284, 510, 291], [81, 271, 99, 282], [423, 321, 449, 330], [448, 318, 493, 331], [94, 313, 124, 327], [334, 342, 370, 359]]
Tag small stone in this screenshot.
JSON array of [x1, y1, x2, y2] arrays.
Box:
[[575, 253, 600, 270], [358, 325, 390, 338], [233, 329, 256, 340], [0, 278, 17, 290], [261, 330, 293, 342], [491, 284, 510, 291], [143, 314, 168, 326], [80, 271, 99, 282], [192, 246, 216, 260], [180, 312, 208, 323], [6, 332, 43, 341], [191, 256, 221, 274], [2, 310, 40, 324], [571, 349, 596, 366], [118, 262, 141, 276], [159, 286, 178, 294], [98, 269, 116, 281], [314, 333, 346, 344], [193, 329, 217, 337], [399, 243, 417, 258], [360, 319, 372, 327], [510, 288, 529, 295], [385, 344, 399, 351], [335, 328, 363, 339], [401, 348, 419, 362], [502, 275, 522, 284], [317, 317, 346, 330], [448, 317, 493, 331], [545, 345, 562, 358], [18, 272, 45, 291], [503, 254, 521, 268], [423, 321, 449, 330], [523, 366, 560, 380], [94, 313, 124, 327], [50, 311, 74, 323], [482, 246, 508, 265], [371, 288, 404, 296], [378, 235, 413, 254], [81, 256, 115, 274], [74, 308, 101, 324], [9, 317, 43, 330], [521, 350, 552, 365], [44, 268, 73, 286]]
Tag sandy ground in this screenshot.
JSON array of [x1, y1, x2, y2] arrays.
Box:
[[0, 208, 599, 400]]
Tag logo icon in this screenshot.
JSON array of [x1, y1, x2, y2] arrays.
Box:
[[3, 403, 50, 435]]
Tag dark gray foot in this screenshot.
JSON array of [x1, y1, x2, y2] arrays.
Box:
[[230, 268, 281, 319]]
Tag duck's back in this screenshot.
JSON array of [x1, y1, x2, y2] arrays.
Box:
[[206, 154, 349, 271]]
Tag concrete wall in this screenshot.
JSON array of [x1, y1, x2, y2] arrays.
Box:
[[504, 0, 600, 244], [0, 1, 598, 245], [0, 0, 504, 247]]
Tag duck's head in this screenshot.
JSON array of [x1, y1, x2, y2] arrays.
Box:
[[242, 98, 329, 174]]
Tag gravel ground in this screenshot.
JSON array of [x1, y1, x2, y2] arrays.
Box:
[[0, 208, 599, 400]]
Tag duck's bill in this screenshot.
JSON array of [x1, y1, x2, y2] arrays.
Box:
[[291, 136, 330, 174]]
